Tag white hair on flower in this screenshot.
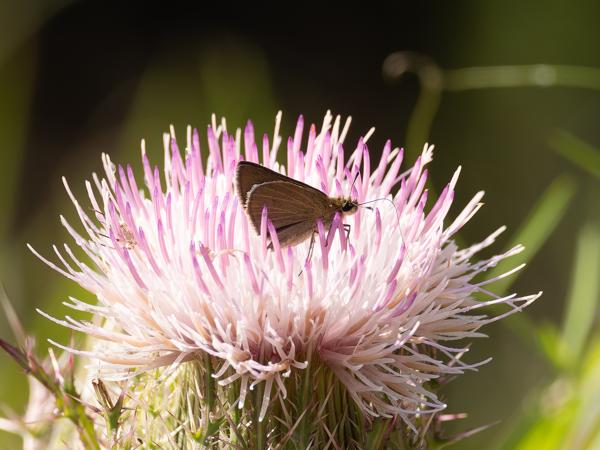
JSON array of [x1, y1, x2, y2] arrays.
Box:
[[31, 111, 540, 426]]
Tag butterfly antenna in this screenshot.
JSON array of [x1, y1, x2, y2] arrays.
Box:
[[358, 198, 401, 229], [349, 171, 360, 194]]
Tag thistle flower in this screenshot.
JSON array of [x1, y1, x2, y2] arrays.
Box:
[[31, 111, 540, 445]]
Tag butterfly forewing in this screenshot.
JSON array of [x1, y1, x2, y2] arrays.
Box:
[[236, 161, 325, 206], [245, 181, 332, 246], [236, 161, 353, 248]]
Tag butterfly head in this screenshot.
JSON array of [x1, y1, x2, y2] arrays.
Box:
[[337, 198, 359, 215]]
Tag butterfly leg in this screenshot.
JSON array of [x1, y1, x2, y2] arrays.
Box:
[[307, 232, 316, 261], [298, 232, 316, 277], [323, 221, 351, 248], [343, 223, 351, 242]]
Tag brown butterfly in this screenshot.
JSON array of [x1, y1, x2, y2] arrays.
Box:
[[235, 161, 358, 249]]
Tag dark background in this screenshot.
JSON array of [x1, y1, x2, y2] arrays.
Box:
[[1, 1, 599, 448]]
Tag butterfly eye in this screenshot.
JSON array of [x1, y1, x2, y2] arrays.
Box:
[[342, 202, 355, 212]]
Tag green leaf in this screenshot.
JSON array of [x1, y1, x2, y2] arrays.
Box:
[[488, 174, 577, 298], [513, 400, 576, 450], [558, 223, 600, 369], [549, 130, 600, 180], [537, 322, 563, 369], [482, 175, 576, 349]]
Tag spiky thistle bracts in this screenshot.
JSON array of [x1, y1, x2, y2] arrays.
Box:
[[31, 111, 540, 429]]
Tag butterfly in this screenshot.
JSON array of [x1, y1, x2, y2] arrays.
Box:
[[235, 161, 358, 249]]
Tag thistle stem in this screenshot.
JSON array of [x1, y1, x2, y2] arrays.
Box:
[[253, 381, 266, 450]]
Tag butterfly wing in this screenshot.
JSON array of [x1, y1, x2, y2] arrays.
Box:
[[269, 221, 318, 248], [245, 180, 331, 247], [235, 161, 325, 206]]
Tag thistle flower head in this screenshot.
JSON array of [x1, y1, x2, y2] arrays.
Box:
[[32, 111, 540, 428]]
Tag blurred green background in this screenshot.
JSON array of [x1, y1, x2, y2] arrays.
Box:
[[1, 1, 599, 449]]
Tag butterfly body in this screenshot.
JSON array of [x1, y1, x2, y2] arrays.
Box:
[[235, 161, 358, 248]]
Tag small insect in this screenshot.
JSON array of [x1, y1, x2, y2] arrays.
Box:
[[116, 223, 137, 250], [91, 208, 137, 250], [235, 161, 359, 250]]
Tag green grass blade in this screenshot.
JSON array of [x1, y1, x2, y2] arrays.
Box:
[[558, 223, 600, 369], [482, 175, 576, 349], [549, 130, 600, 180], [488, 174, 577, 298]]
